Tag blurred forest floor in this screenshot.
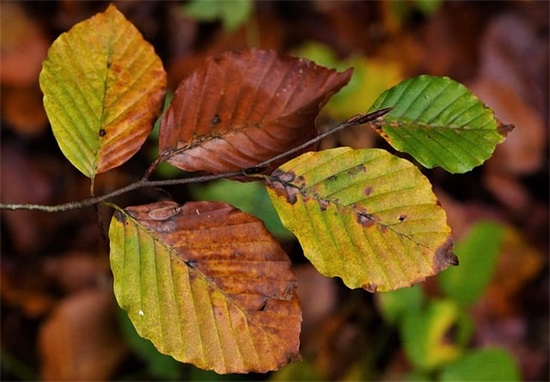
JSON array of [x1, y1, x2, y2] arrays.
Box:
[[1, 1, 548, 381]]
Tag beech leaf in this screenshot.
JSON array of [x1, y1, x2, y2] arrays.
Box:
[[159, 49, 351, 174], [108, 201, 301, 374], [266, 147, 457, 292], [368, 75, 514, 173], [39, 4, 166, 178]]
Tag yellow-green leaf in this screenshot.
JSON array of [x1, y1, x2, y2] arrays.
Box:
[[109, 201, 301, 374], [401, 299, 461, 370], [40, 4, 166, 178], [266, 147, 457, 292]]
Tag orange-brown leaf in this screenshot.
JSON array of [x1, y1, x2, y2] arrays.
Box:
[[109, 200, 302, 373], [159, 49, 352, 173], [39, 4, 166, 178]]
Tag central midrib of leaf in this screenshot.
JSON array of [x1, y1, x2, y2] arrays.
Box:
[[161, 123, 263, 161], [272, 174, 439, 256]]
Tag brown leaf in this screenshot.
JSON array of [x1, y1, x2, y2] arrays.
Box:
[[159, 48, 352, 174], [39, 290, 127, 381]]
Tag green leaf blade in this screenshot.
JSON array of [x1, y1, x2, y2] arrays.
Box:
[[369, 75, 513, 173], [40, 4, 166, 178], [441, 348, 520, 381], [266, 147, 457, 292], [438, 221, 505, 307], [401, 299, 462, 370]]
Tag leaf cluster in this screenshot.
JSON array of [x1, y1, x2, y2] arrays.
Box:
[[4, 4, 512, 374]]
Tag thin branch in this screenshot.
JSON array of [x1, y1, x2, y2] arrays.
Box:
[[0, 108, 391, 212], [252, 107, 392, 170], [0, 171, 244, 212]]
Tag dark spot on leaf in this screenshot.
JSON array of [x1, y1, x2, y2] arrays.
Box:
[[363, 282, 378, 293], [278, 170, 296, 183], [106, 60, 112, 69], [99, 129, 106, 137], [259, 297, 268, 311], [347, 164, 366, 176], [364, 186, 373, 196], [184, 259, 198, 269], [434, 237, 458, 269], [268, 170, 301, 204], [114, 210, 125, 223], [286, 188, 299, 204], [379, 225, 388, 234], [497, 121, 515, 136], [398, 214, 406, 222], [211, 113, 221, 125], [357, 212, 375, 227], [318, 199, 330, 211], [267, 177, 300, 205], [300, 188, 312, 201], [327, 175, 338, 182]]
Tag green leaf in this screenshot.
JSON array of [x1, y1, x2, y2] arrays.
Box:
[[189, 180, 294, 241], [440, 348, 520, 381], [414, 0, 443, 15], [368, 75, 513, 173], [109, 201, 301, 374], [401, 299, 461, 371], [377, 284, 424, 324], [40, 4, 166, 178], [182, 0, 253, 32], [266, 147, 457, 292], [438, 221, 505, 307]]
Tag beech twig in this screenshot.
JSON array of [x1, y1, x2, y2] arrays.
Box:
[[0, 108, 391, 212]]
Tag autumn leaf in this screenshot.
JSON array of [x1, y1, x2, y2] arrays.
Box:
[[108, 201, 301, 374], [368, 75, 514, 174], [39, 4, 166, 178], [266, 147, 457, 292], [158, 48, 352, 174]]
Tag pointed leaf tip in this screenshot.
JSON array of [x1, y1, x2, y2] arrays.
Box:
[[266, 147, 454, 292], [40, 4, 166, 178], [159, 48, 352, 174], [109, 200, 301, 373]]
